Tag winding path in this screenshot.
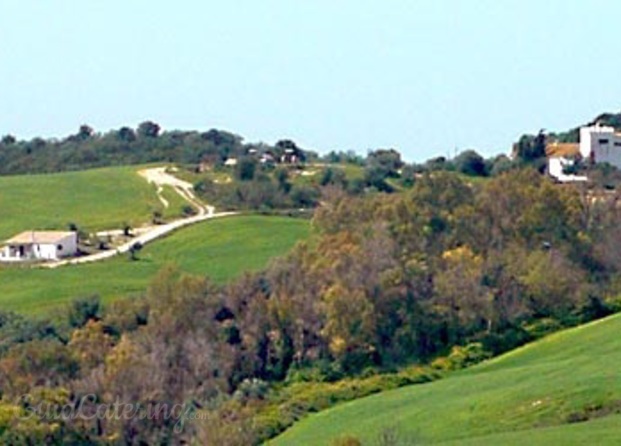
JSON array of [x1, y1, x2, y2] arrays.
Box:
[[43, 167, 235, 268], [138, 167, 214, 216]]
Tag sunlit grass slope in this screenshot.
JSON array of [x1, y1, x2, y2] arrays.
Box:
[[0, 166, 167, 240], [0, 216, 309, 315], [273, 314, 621, 445]]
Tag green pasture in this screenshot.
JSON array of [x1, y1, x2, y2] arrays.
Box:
[[273, 314, 621, 445], [0, 216, 309, 315], [0, 166, 173, 240]]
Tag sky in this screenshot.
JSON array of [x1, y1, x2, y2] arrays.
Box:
[[1, 0, 621, 161]]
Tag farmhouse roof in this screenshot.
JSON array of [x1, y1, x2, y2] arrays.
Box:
[[3, 231, 75, 245], [546, 142, 580, 158]]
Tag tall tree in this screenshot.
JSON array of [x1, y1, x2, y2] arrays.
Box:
[[137, 120, 161, 138]]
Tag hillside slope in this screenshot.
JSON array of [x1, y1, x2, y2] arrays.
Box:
[[0, 215, 310, 315], [0, 166, 171, 240], [273, 314, 621, 445], [439, 414, 621, 445]]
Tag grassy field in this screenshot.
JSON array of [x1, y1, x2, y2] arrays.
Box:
[[0, 215, 310, 315], [439, 414, 621, 446], [272, 313, 621, 445], [160, 184, 195, 218], [0, 166, 171, 240]]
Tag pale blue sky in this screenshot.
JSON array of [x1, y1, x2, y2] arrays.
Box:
[[1, 0, 620, 161]]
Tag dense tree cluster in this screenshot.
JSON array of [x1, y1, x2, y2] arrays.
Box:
[[1, 169, 620, 444], [0, 123, 312, 176], [193, 162, 322, 212]]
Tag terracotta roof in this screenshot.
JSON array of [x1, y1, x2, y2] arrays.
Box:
[[546, 142, 580, 158], [4, 231, 76, 245]]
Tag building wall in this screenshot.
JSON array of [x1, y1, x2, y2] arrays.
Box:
[[0, 233, 77, 262], [0, 246, 13, 261], [37, 243, 59, 260], [0, 244, 36, 261], [28, 235, 77, 260], [580, 124, 621, 168], [593, 135, 621, 167], [46, 233, 78, 259], [579, 126, 598, 158], [548, 157, 588, 182]]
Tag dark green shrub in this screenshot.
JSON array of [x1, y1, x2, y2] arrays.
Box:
[[433, 343, 491, 371], [522, 318, 563, 339]]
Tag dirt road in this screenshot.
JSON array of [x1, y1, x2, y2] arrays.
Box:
[[43, 167, 233, 268], [138, 167, 214, 216]]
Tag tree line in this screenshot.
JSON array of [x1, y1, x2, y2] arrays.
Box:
[[0, 123, 315, 176]]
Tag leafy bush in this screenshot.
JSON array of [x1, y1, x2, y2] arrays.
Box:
[[522, 318, 563, 340], [285, 361, 344, 384], [233, 378, 270, 403], [577, 295, 616, 322], [0, 311, 59, 354], [432, 343, 492, 371], [478, 327, 531, 356], [454, 150, 487, 176], [67, 295, 102, 328], [181, 204, 197, 216]]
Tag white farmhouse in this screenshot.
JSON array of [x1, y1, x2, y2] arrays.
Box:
[[0, 231, 78, 262]]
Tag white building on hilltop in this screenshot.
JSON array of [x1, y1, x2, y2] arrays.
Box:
[[547, 123, 621, 182], [579, 123, 621, 166], [0, 231, 78, 262]]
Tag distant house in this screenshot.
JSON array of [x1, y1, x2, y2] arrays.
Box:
[[280, 148, 306, 164], [224, 158, 238, 167], [0, 231, 78, 262], [546, 123, 621, 182]]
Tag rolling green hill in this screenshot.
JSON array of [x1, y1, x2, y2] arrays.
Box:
[[0, 215, 310, 315], [272, 314, 621, 445], [0, 166, 170, 240], [439, 414, 621, 446]]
